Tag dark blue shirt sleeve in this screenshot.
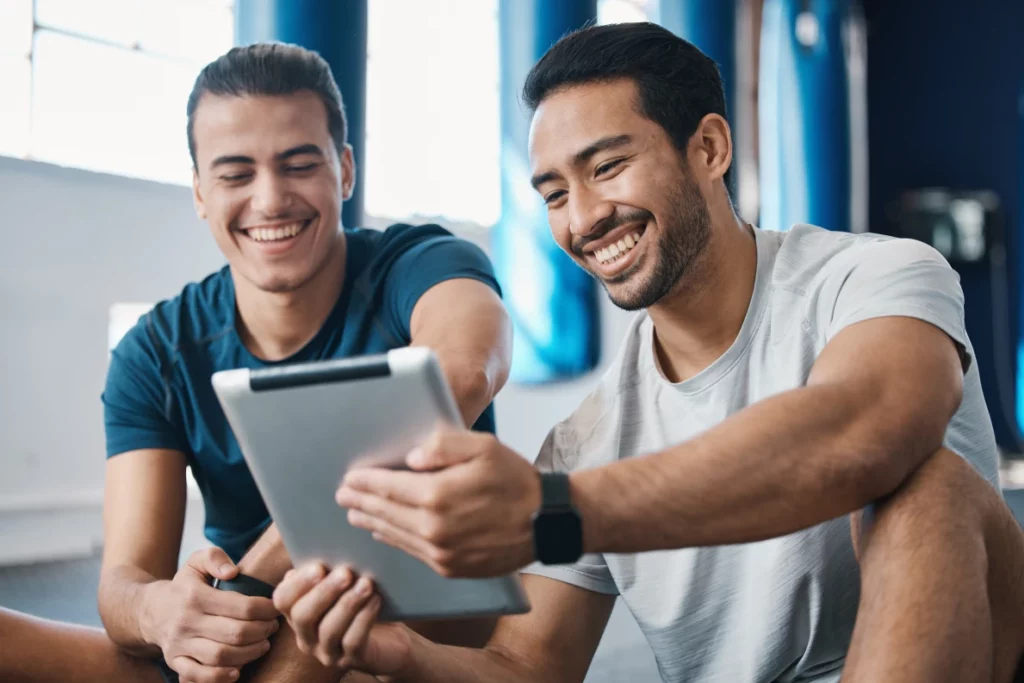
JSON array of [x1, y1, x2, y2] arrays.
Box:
[[381, 227, 502, 341], [102, 316, 187, 458]]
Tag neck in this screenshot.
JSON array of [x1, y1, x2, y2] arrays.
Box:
[[647, 214, 757, 383], [234, 231, 347, 362]]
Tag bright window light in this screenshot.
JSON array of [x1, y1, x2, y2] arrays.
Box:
[[364, 0, 501, 227], [32, 30, 198, 185]]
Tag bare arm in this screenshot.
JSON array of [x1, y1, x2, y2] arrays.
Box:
[[391, 575, 613, 683], [574, 316, 965, 553], [271, 571, 614, 683], [0, 607, 163, 683], [98, 448, 189, 653], [409, 278, 512, 427], [405, 277, 512, 645]]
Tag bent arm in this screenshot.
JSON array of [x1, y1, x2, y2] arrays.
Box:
[[98, 448, 188, 654], [573, 316, 965, 554], [409, 278, 512, 427]]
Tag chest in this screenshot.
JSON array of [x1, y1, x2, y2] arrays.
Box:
[[609, 518, 858, 682]]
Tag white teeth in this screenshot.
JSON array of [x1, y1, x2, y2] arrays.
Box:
[[595, 231, 643, 265], [249, 221, 305, 242]]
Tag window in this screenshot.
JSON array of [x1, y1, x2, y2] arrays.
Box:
[[599, 0, 656, 24], [1, 0, 234, 186], [364, 0, 655, 229], [364, 0, 501, 227]]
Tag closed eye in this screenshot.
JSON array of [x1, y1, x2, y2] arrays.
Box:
[[595, 159, 624, 176], [220, 173, 252, 183], [285, 163, 319, 173], [544, 190, 567, 205]]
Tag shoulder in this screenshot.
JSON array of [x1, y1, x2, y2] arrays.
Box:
[[350, 223, 498, 297], [769, 224, 951, 291], [350, 223, 477, 258], [112, 266, 234, 364]]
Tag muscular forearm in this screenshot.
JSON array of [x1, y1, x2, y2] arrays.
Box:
[[0, 608, 162, 683], [97, 565, 168, 655], [574, 382, 942, 554], [386, 636, 540, 683]]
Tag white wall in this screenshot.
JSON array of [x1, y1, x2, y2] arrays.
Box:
[[0, 156, 225, 564], [0, 155, 635, 564]]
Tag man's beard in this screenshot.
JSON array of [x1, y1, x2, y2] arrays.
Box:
[[572, 174, 712, 311]]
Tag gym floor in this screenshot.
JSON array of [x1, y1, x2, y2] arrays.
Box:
[[3, 488, 1023, 682]]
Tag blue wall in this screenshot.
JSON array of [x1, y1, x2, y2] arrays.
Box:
[[861, 0, 1024, 450]]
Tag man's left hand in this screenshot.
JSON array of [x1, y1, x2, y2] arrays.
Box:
[[336, 428, 541, 578]]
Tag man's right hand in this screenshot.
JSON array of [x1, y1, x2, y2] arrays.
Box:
[[142, 547, 281, 683], [272, 563, 414, 676]]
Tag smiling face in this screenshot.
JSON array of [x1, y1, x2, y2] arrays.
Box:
[[528, 79, 713, 310], [191, 91, 354, 294]]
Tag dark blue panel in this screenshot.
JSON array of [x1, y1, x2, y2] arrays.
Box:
[[862, 0, 1023, 451], [759, 0, 865, 233], [235, 0, 368, 229], [494, 0, 600, 383]]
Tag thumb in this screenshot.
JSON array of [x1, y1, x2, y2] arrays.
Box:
[[190, 547, 238, 581], [406, 428, 481, 471]]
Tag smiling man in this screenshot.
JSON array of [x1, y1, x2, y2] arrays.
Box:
[[272, 22, 1024, 683], [91, 43, 511, 683]]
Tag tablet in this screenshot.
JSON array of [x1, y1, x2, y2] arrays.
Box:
[[211, 347, 530, 621]]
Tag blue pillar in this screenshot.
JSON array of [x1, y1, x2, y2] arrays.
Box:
[[659, 1, 737, 119], [1016, 81, 1024, 440], [758, 0, 868, 233], [494, 0, 600, 384], [235, 0, 368, 229]]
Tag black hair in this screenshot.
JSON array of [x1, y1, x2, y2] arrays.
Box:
[[523, 22, 731, 188], [186, 42, 346, 167]]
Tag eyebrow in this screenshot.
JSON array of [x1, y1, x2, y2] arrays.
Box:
[[210, 143, 325, 169], [529, 134, 633, 190]]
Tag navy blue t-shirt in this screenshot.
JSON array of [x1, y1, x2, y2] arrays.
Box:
[[103, 224, 500, 561]]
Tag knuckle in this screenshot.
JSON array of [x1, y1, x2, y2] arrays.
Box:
[[421, 488, 445, 511], [183, 586, 202, 609], [317, 621, 339, 647], [341, 631, 362, 655], [210, 644, 231, 665], [227, 624, 248, 646], [429, 545, 454, 566], [422, 517, 450, 546]]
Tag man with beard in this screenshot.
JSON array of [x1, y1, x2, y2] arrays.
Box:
[[272, 22, 1024, 683]]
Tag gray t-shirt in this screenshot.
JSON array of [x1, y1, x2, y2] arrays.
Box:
[[522, 224, 1000, 683]]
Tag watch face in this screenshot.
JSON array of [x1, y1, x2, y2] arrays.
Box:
[[535, 509, 583, 564]]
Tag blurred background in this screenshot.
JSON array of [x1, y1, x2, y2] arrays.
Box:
[[0, 0, 1022, 680]]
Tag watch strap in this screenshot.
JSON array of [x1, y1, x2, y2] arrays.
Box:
[[540, 471, 573, 509], [211, 572, 276, 599]]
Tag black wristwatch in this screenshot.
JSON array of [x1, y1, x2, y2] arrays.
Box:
[[211, 572, 276, 599], [531, 472, 584, 565]]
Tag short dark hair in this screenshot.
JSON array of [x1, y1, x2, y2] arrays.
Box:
[[523, 22, 731, 187], [186, 42, 347, 167]]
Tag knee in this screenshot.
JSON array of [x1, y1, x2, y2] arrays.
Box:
[[850, 447, 993, 562]]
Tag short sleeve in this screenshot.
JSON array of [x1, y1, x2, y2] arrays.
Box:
[[518, 424, 619, 596], [380, 226, 501, 341], [826, 238, 971, 371], [102, 316, 187, 457]]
